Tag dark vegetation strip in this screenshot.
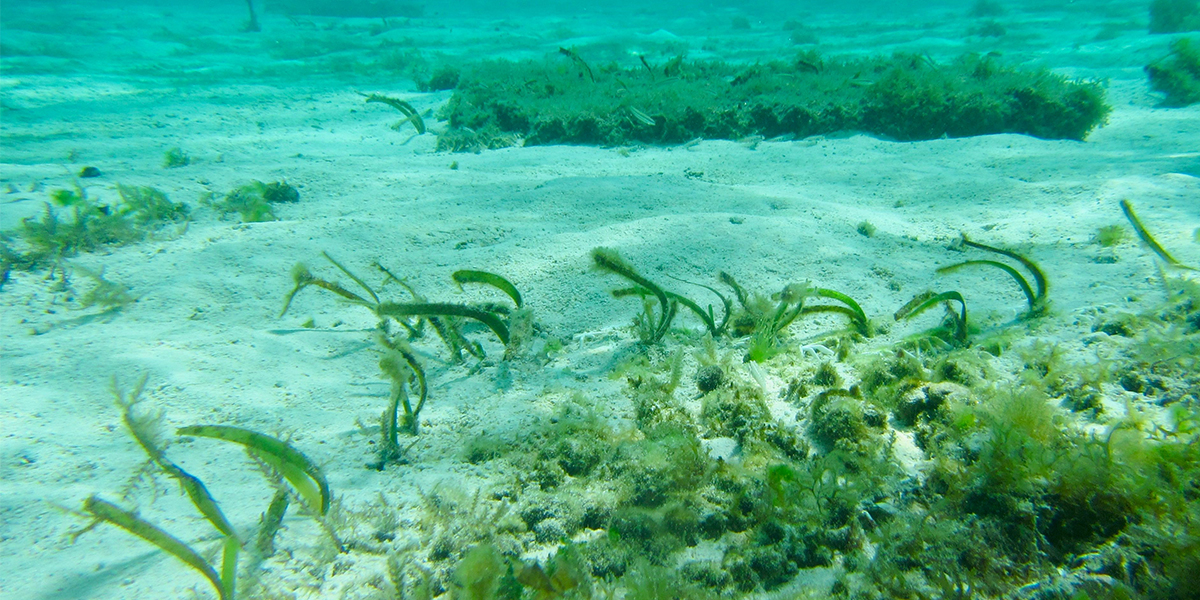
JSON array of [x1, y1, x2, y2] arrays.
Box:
[[436, 50, 1110, 151]]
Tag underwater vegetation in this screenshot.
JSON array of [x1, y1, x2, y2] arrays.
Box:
[[1149, 0, 1200, 33], [590, 247, 867, 360], [894, 289, 970, 345], [357, 207, 1194, 598], [74, 376, 333, 600], [1095, 224, 1128, 248], [437, 49, 1110, 150], [1122, 198, 1199, 271], [281, 253, 532, 465], [0, 180, 300, 282], [1145, 37, 1200, 107], [591, 247, 730, 344], [939, 234, 1049, 316], [162, 146, 191, 169], [413, 266, 1196, 598], [894, 235, 1048, 348], [0, 184, 189, 280], [362, 92, 427, 134], [204, 180, 300, 223], [49, 193, 1197, 599]]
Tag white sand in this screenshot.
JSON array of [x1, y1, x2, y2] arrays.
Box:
[[1, 0, 1197, 598]]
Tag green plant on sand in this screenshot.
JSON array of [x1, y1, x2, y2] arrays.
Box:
[[1, 185, 189, 279], [936, 234, 1049, 317], [590, 248, 868, 357], [591, 247, 731, 344], [718, 270, 869, 362], [162, 147, 191, 168], [73, 376, 332, 600], [206, 180, 299, 223], [895, 289, 969, 345], [282, 253, 528, 464], [1149, 0, 1200, 34], [1145, 37, 1200, 107], [1121, 198, 1199, 271], [362, 92, 427, 134]]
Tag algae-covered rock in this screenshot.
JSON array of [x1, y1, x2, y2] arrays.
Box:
[[808, 390, 871, 450], [695, 364, 726, 394]]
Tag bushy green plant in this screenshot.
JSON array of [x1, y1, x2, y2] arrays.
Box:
[[973, 385, 1063, 494], [162, 146, 191, 168], [808, 390, 872, 450], [74, 265, 138, 313], [419, 65, 461, 92], [717, 271, 868, 362], [1146, 37, 1200, 106], [117, 184, 190, 226], [206, 180, 299, 223], [21, 188, 136, 259], [1, 185, 189, 276], [863, 54, 1109, 141], [1095, 224, 1128, 247]]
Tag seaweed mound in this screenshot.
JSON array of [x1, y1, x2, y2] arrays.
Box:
[[438, 51, 1110, 150], [1146, 37, 1200, 106]]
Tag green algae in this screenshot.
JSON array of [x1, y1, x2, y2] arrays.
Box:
[[1122, 198, 1200, 271], [1, 184, 188, 278], [935, 234, 1049, 317], [205, 180, 299, 223], [895, 289, 969, 344], [78, 496, 231, 600], [75, 376, 333, 600], [439, 50, 1110, 149], [363, 92, 427, 134], [404, 253, 1192, 598], [1146, 37, 1200, 107], [107, 211, 1190, 599], [282, 254, 520, 359]]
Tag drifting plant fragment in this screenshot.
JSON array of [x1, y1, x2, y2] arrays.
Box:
[[75, 376, 331, 600], [1121, 199, 1199, 271], [895, 289, 968, 344], [936, 234, 1049, 315], [362, 92, 426, 134], [77, 496, 231, 600], [177, 424, 332, 515], [558, 46, 595, 82]]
